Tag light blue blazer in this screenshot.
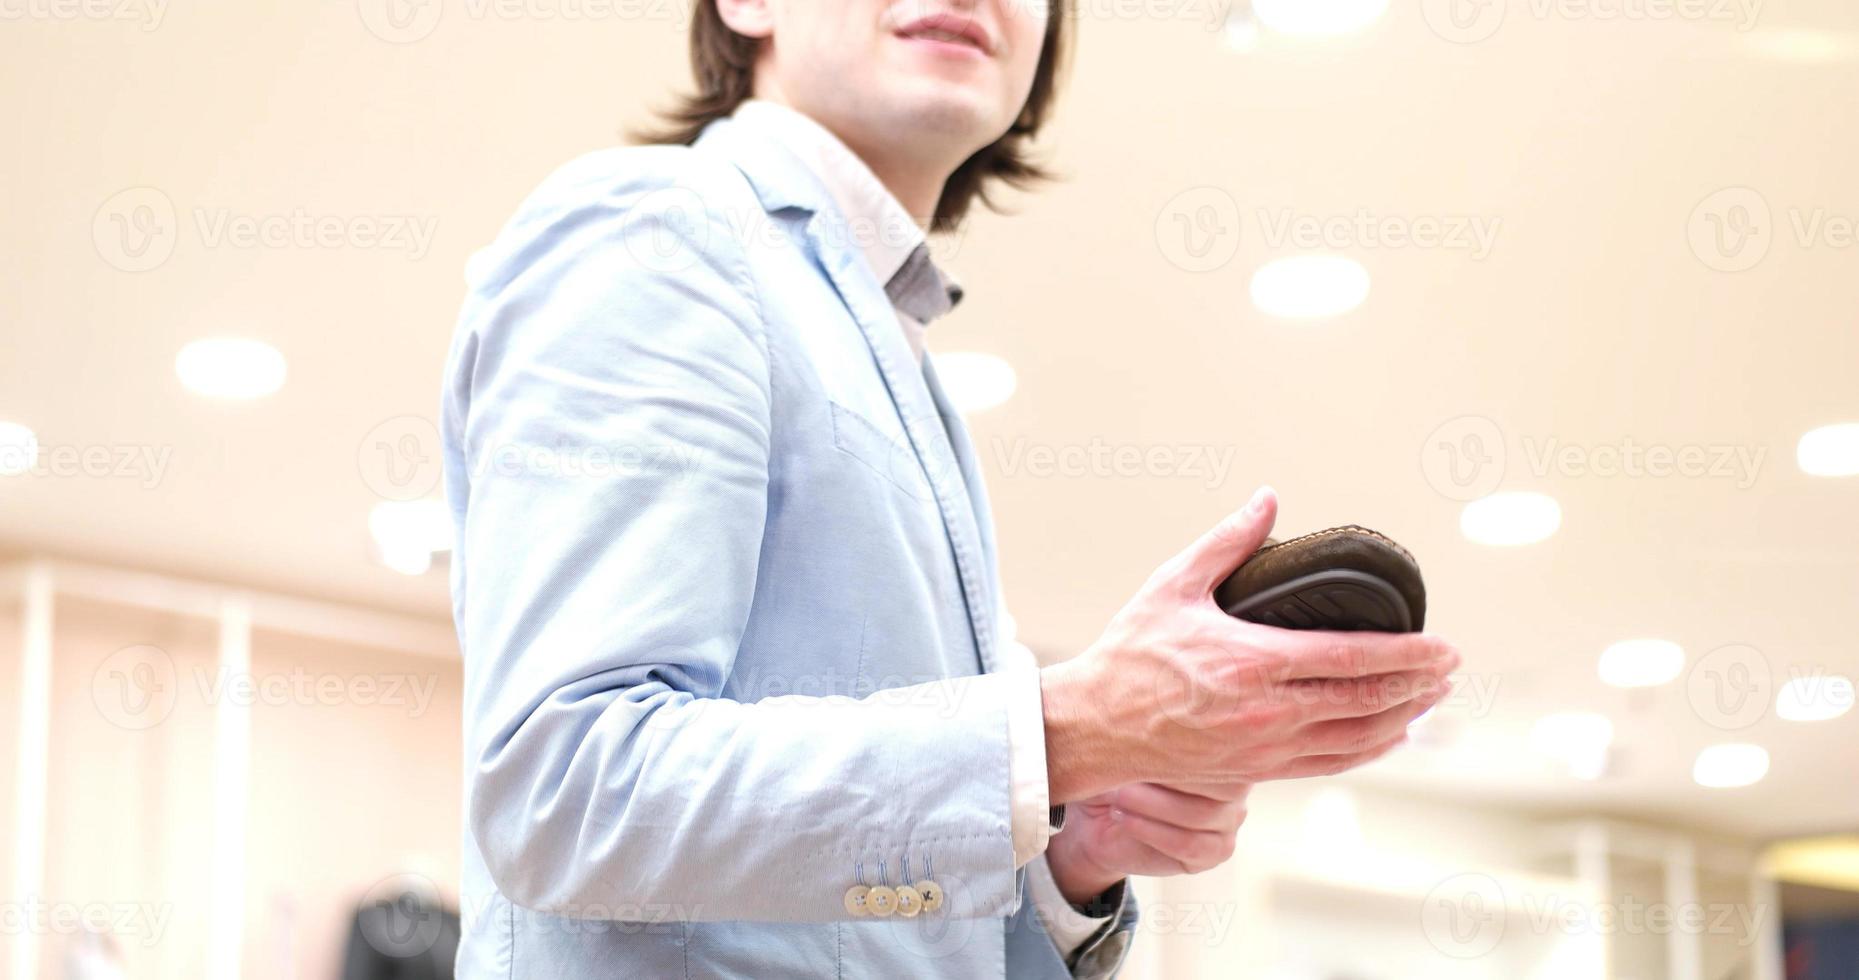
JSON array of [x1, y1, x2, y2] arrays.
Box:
[[441, 116, 1128, 977]]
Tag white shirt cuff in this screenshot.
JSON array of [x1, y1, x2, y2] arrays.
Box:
[[1027, 851, 1117, 961], [1002, 661, 1052, 868]]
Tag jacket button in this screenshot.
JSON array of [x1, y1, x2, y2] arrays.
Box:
[[894, 885, 923, 918], [843, 885, 871, 917], [914, 879, 944, 912], [866, 885, 898, 917]]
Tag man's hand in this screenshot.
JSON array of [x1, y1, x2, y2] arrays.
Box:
[[1040, 486, 1459, 804], [1044, 781, 1254, 905]]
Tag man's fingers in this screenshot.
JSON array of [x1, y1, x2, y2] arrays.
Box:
[[1295, 685, 1448, 756], [1108, 782, 1247, 832], [1260, 628, 1460, 681], [1112, 810, 1236, 873], [1276, 668, 1456, 723], [1147, 779, 1254, 805], [1252, 734, 1407, 781], [1153, 486, 1278, 597]]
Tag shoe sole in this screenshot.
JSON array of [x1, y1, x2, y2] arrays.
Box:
[[1221, 568, 1414, 633]]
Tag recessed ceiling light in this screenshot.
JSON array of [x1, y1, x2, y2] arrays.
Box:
[[1459, 491, 1561, 546], [1798, 423, 1859, 477], [1530, 711, 1613, 781], [1224, 14, 1261, 50], [369, 499, 453, 576], [0, 420, 38, 477], [175, 337, 288, 400], [1693, 743, 1769, 789], [1598, 639, 1686, 689], [1746, 29, 1858, 64], [1776, 675, 1855, 723], [932, 352, 1017, 414], [1250, 256, 1371, 318], [1251, 0, 1389, 35]]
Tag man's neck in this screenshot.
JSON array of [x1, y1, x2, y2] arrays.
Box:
[[836, 132, 946, 230], [747, 89, 953, 230]]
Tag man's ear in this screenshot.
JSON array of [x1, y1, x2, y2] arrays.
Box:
[[714, 0, 774, 38]]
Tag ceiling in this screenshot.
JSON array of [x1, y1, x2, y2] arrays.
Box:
[[2, 1, 1856, 842]]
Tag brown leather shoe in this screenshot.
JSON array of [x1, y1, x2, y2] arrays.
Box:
[[1214, 526, 1426, 632]]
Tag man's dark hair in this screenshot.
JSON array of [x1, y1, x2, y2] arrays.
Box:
[[637, 4, 1071, 233]]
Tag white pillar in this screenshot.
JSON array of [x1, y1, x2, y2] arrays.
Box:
[[10, 565, 53, 980], [1751, 874, 1783, 980], [1573, 822, 1614, 977], [1664, 838, 1703, 980], [208, 597, 253, 980]]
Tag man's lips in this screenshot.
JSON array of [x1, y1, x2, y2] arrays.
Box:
[[893, 13, 994, 56]]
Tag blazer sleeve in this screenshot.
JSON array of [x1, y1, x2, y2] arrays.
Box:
[[443, 149, 1022, 923]]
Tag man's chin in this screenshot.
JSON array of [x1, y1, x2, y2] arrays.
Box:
[[881, 80, 1006, 143]]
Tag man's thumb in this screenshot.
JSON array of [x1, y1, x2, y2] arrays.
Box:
[[1170, 486, 1278, 595]]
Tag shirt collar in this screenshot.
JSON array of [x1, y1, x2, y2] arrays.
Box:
[[729, 99, 962, 312]]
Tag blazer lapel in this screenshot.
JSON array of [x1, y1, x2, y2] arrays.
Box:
[[697, 118, 1000, 676]]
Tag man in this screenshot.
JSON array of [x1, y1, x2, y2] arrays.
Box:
[[441, 0, 1461, 976]]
